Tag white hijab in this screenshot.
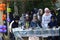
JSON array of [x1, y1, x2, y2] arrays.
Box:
[[44, 8, 51, 16], [42, 8, 52, 29]]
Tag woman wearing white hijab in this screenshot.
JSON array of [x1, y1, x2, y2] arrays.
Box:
[[42, 8, 52, 29]]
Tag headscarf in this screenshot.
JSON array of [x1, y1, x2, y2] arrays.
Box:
[[44, 8, 51, 16]]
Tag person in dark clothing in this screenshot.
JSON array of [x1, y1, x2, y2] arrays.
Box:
[[9, 12, 14, 23], [51, 10, 56, 17], [9, 16, 20, 40], [33, 8, 38, 14], [48, 16, 58, 28], [12, 16, 19, 28], [48, 16, 58, 40], [57, 9, 60, 26]]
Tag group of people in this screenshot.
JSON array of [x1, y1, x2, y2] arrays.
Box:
[[9, 8, 60, 40], [18, 8, 58, 29]]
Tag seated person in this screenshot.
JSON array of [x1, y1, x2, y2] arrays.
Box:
[[9, 16, 20, 32], [48, 16, 58, 28], [20, 14, 30, 29], [30, 14, 41, 28], [29, 14, 40, 40], [25, 14, 30, 29], [9, 16, 20, 40]]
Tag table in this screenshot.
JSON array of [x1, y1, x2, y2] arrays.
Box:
[[12, 27, 60, 40]]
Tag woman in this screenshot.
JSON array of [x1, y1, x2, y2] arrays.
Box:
[[48, 16, 58, 28], [37, 9, 43, 22], [20, 14, 30, 29], [29, 14, 40, 40], [30, 14, 41, 28], [42, 8, 52, 29]]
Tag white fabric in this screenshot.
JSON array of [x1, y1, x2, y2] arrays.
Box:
[[9, 21, 14, 29], [37, 15, 41, 21], [9, 21, 14, 32], [26, 14, 28, 17], [42, 13, 52, 28], [44, 8, 49, 12]]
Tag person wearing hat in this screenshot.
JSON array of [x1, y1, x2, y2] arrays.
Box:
[[9, 16, 20, 40]]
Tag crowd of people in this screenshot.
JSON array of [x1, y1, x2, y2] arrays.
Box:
[[18, 8, 58, 29], [9, 7, 60, 40]]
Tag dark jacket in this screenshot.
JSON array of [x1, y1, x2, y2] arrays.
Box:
[[12, 21, 18, 28], [48, 20, 58, 28]]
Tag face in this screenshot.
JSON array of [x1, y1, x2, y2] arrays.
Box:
[[26, 16, 29, 20], [15, 20, 19, 23], [33, 16, 37, 21], [45, 10, 50, 13]]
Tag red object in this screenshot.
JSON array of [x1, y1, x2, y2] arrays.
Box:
[[2, 14, 6, 20]]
